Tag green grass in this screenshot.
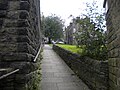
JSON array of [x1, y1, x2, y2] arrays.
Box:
[[48, 44, 53, 47], [56, 44, 82, 54]]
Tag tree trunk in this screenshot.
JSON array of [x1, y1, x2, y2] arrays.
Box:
[[48, 38, 51, 44]]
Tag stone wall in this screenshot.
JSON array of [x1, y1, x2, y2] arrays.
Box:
[[0, 54, 42, 90], [0, 0, 41, 61], [0, 72, 15, 90], [65, 23, 74, 45], [53, 45, 109, 90], [105, 0, 120, 89], [0, 0, 42, 90]]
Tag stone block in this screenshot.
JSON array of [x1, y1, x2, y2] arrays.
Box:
[[0, 0, 8, 10], [0, 43, 17, 52], [0, 10, 7, 18], [117, 78, 120, 86], [109, 73, 117, 85], [7, 11, 20, 19], [9, 1, 20, 10], [6, 10, 29, 19], [109, 79, 117, 90], [0, 35, 36, 50], [0, 35, 17, 43], [17, 28, 29, 35], [19, 10, 29, 19], [9, 62, 39, 74], [109, 66, 118, 75], [17, 36, 30, 43], [0, 28, 18, 35], [0, 28, 32, 37], [108, 48, 119, 58], [14, 74, 28, 84], [0, 52, 34, 62], [14, 84, 27, 90], [0, 19, 3, 28], [17, 42, 37, 55], [115, 58, 120, 68], [4, 19, 30, 27], [109, 58, 117, 67], [18, 19, 30, 27], [20, 1, 30, 11]]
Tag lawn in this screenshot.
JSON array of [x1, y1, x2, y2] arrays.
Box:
[[56, 44, 82, 54], [48, 44, 53, 47]]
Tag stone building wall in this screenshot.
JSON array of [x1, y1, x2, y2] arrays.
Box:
[[65, 23, 74, 45], [104, 0, 120, 89], [0, 73, 15, 90], [53, 45, 109, 90], [0, 0, 42, 90], [0, 0, 41, 61]]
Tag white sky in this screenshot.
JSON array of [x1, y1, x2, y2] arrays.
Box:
[[40, 0, 105, 26]]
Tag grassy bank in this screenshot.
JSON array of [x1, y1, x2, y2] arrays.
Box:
[[56, 44, 82, 54]]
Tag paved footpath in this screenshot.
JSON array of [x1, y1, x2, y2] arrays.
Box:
[[41, 45, 90, 90]]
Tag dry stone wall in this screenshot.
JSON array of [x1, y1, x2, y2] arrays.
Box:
[[53, 45, 109, 90]]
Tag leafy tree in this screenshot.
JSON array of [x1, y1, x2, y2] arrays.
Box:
[[74, 1, 107, 60], [41, 15, 64, 43]]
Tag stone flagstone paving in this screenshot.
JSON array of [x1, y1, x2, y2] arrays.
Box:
[[41, 45, 90, 90]]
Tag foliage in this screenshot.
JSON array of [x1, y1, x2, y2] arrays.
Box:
[[41, 14, 64, 43], [29, 52, 42, 90], [56, 44, 82, 54], [74, 1, 107, 60]]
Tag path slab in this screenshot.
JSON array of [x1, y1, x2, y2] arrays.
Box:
[[41, 45, 90, 90]]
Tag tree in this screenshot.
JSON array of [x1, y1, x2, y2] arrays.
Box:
[[74, 1, 107, 60], [41, 15, 64, 43]]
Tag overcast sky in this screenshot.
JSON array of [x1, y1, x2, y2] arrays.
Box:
[[40, 0, 105, 26]]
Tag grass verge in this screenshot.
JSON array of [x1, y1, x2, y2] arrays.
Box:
[[56, 44, 82, 54]]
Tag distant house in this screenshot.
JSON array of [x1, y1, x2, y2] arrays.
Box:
[[65, 17, 82, 45], [65, 23, 74, 45]]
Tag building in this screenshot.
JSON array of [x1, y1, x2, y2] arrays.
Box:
[[0, 0, 42, 90], [65, 18, 80, 45], [65, 23, 75, 45], [104, 0, 120, 89]]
